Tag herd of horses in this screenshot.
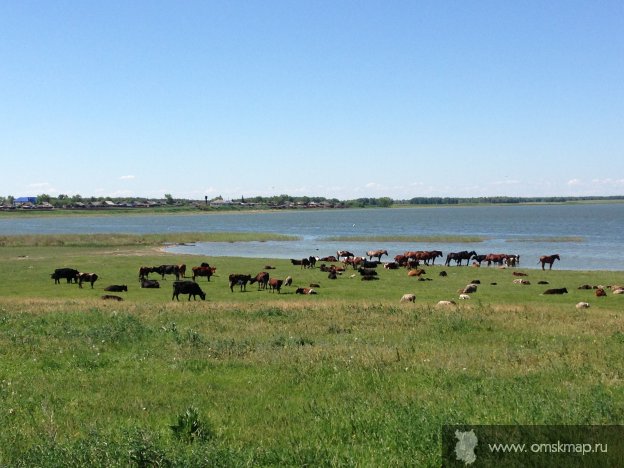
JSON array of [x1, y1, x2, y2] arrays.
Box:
[[338, 249, 560, 270]]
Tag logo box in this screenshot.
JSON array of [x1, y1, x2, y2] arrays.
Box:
[[442, 425, 624, 467]]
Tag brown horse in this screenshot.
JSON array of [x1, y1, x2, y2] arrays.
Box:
[[366, 249, 388, 261], [539, 254, 560, 270]]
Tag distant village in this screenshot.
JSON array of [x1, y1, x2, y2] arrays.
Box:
[[0, 195, 350, 211], [2, 194, 622, 212]]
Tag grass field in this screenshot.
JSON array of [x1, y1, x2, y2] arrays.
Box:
[[0, 235, 623, 466]]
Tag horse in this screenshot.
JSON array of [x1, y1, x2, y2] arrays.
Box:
[[539, 254, 560, 270], [366, 249, 388, 261], [445, 250, 477, 267], [336, 250, 354, 260]]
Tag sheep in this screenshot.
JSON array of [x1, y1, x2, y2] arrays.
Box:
[[400, 293, 416, 303]]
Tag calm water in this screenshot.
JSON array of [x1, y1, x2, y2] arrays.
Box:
[[1, 204, 623, 270]]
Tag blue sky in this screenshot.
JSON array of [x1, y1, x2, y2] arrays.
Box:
[[2, 1, 623, 200]]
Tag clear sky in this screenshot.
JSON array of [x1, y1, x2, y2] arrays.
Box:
[[2, 1, 623, 200]]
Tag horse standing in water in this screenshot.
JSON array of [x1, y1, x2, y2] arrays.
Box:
[[445, 250, 477, 266], [539, 254, 560, 270], [366, 249, 388, 261]]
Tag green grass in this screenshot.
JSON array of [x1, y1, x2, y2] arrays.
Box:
[[0, 238, 623, 466], [0, 232, 298, 248]]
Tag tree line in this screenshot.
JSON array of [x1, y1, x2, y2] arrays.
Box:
[[2, 193, 623, 210]]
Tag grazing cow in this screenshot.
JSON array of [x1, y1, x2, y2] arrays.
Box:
[[284, 276, 292, 286], [172, 280, 206, 301], [268, 278, 283, 293], [138, 266, 155, 280], [290, 258, 310, 268], [228, 274, 252, 292], [400, 293, 416, 303], [77, 272, 98, 289], [141, 279, 160, 288], [595, 288, 606, 297], [191, 266, 216, 281], [576, 302, 591, 309], [155, 264, 181, 280], [361, 260, 379, 269], [358, 267, 378, 277], [295, 287, 317, 295], [250, 271, 270, 290], [177, 264, 187, 278], [51, 268, 79, 284], [542, 287, 568, 295], [101, 294, 123, 301], [104, 285, 128, 292], [366, 249, 388, 261], [539, 254, 560, 270]]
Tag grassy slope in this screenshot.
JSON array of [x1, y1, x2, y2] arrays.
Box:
[[0, 242, 623, 466]]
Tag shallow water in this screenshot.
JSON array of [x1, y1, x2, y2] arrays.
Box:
[[1, 204, 623, 270]]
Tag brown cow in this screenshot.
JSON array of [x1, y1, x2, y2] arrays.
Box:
[[268, 278, 283, 293], [192, 266, 216, 281], [250, 271, 270, 290]]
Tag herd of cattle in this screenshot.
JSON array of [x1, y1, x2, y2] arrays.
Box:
[[49, 249, 621, 305], [46, 250, 576, 300]]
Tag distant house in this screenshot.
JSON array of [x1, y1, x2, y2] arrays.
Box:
[[14, 196, 37, 205], [210, 199, 234, 207]]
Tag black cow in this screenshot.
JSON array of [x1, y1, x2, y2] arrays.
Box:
[[101, 294, 123, 301], [104, 285, 128, 292], [172, 281, 206, 301], [141, 279, 160, 288], [51, 268, 79, 284], [77, 272, 98, 289], [228, 274, 252, 292], [357, 267, 378, 277], [138, 266, 155, 280], [155, 264, 180, 280], [543, 287, 568, 295]]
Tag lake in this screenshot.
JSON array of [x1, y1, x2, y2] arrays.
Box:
[[1, 204, 623, 270]]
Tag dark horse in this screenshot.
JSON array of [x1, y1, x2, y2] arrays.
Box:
[[445, 250, 477, 267], [539, 254, 560, 270]]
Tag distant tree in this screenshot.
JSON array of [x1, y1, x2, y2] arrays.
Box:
[[164, 194, 174, 205], [7, 195, 14, 205], [378, 197, 393, 207], [37, 194, 51, 203]]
